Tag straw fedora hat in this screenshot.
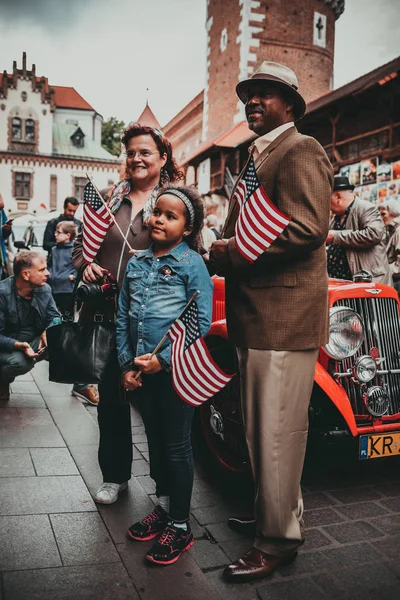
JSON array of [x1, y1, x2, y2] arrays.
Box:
[[236, 61, 306, 120]]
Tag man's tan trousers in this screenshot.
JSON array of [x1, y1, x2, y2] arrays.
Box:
[[236, 347, 319, 556]]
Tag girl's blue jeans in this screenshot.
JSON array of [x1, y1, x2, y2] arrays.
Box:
[[136, 370, 194, 523]]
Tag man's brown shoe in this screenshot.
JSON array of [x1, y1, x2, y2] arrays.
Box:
[[223, 547, 297, 583], [71, 385, 99, 406], [0, 383, 10, 401]]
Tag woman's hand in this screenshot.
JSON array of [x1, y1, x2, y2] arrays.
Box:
[[83, 263, 106, 283], [134, 353, 162, 374], [123, 370, 142, 391]]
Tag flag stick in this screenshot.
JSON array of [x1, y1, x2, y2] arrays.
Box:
[[85, 173, 134, 252], [133, 290, 200, 380]]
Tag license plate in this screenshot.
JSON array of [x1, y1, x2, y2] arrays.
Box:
[[359, 431, 400, 460]]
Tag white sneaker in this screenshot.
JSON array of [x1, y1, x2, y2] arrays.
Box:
[[94, 482, 128, 504]]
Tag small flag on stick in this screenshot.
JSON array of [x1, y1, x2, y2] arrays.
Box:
[[167, 300, 234, 406], [82, 182, 112, 264], [234, 157, 291, 263]]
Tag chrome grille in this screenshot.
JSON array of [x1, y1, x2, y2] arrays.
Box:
[[334, 297, 400, 417]]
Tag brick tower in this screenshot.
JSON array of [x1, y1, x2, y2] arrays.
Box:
[[202, 0, 345, 141]]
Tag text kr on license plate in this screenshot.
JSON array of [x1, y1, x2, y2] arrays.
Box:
[[359, 431, 400, 460]]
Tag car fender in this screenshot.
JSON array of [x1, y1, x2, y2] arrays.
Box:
[[314, 362, 358, 436]]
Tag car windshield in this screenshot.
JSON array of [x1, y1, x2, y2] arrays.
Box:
[[29, 223, 46, 247]]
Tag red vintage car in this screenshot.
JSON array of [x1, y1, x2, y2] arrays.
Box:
[[198, 272, 400, 475]]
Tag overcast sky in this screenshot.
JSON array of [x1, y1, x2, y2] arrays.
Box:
[[0, 0, 398, 127]]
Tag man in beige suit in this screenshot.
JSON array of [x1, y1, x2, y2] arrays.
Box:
[[210, 62, 333, 582]]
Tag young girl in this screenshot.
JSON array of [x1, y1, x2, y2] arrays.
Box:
[[116, 186, 213, 565]]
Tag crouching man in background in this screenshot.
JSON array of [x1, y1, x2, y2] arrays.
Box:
[[0, 251, 60, 400]]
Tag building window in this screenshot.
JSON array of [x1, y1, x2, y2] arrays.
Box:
[[14, 172, 32, 199], [50, 175, 58, 210], [74, 177, 87, 202], [220, 28, 228, 52], [71, 127, 85, 148], [12, 117, 22, 140], [25, 119, 35, 141]]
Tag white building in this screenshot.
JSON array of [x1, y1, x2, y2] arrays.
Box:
[[0, 53, 119, 216]]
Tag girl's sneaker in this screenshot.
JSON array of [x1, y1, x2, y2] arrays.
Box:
[[146, 522, 194, 565], [127, 506, 169, 541]]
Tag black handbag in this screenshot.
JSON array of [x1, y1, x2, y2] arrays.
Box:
[[47, 315, 119, 384], [47, 269, 119, 384]]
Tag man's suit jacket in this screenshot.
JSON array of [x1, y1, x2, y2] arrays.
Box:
[[329, 198, 391, 285], [222, 126, 333, 351]]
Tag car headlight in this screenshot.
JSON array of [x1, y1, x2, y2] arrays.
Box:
[[354, 355, 377, 383], [324, 307, 364, 360]]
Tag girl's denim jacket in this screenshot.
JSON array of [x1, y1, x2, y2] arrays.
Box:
[[116, 241, 213, 372]]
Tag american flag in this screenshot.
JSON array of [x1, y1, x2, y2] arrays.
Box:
[[82, 182, 112, 264], [234, 156, 291, 263], [167, 301, 234, 407]]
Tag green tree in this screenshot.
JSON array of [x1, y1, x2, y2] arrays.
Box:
[[101, 117, 125, 156]]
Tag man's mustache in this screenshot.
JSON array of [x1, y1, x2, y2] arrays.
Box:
[[245, 105, 264, 117]]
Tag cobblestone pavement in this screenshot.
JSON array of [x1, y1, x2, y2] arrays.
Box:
[[1, 363, 400, 599]]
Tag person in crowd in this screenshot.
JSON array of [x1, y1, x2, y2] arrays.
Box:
[[0, 251, 59, 400], [48, 221, 99, 406], [327, 176, 391, 284], [117, 186, 213, 565], [72, 123, 184, 504], [0, 193, 12, 279], [378, 198, 400, 294], [210, 61, 333, 582], [43, 196, 81, 254], [206, 214, 221, 240], [201, 220, 217, 252]]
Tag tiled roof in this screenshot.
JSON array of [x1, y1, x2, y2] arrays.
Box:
[[136, 103, 161, 129], [52, 122, 118, 161], [52, 86, 94, 111], [183, 121, 254, 165]]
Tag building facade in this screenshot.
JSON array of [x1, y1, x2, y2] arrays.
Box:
[[0, 53, 119, 216]]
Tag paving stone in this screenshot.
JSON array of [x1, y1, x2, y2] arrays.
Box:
[[310, 572, 348, 599], [0, 448, 35, 476], [380, 496, 400, 513], [351, 588, 400, 600], [50, 512, 120, 566], [131, 424, 145, 435], [334, 501, 390, 520], [97, 477, 154, 544], [0, 475, 95, 515], [117, 541, 222, 600], [305, 507, 345, 528], [191, 539, 229, 570], [30, 448, 79, 476], [68, 444, 103, 497], [370, 514, 400, 535], [257, 577, 323, 600], [190, 519, 207, 539], [206, 521, 247, 542], [331, 561, 400, 596], [191, 505, 241, 525], [375, 481, 400, 497], [219, 538, 253, 562], [140, 450, 150, 461], [44, 395, 99, 447], [132, 433, 147, 444], [132, 445, 143, 460], [0, 408, 65, 448], [303, 492, 337, 510], [10, 380, 40, 394], [323, 521, 384, 543], [136, 475, 156, 494], [34, 378, 72, 400], [278, 550, 328, 577], [2, 563, 139, 600], [370, 534, 400, 560], [131, 457, 150, 476], [319, 542, 383, 569], [134, 442, 149, 453], [328, 486, 384, 505], [0, 514, 61, 571], [302, 528, 334, 551], [0, 394, 46, 408], [191, 491, 220, 509], [204, 569, 256, 600], [14, 371, 34, 381]]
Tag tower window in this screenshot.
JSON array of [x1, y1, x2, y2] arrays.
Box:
[[25, 119, 35, 141], [12, 117, 22, 140], [220, 28, 228, 53], [313, 12, 327, 48]]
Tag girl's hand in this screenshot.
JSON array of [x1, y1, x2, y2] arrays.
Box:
[[123, 370, 142, 391], [69, 274, 75, 281], [134, 354, 162, 374]]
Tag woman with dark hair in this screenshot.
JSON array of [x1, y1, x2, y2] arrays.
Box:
[[72, 123, 183, 504]]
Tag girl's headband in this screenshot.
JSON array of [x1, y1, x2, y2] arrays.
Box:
[[159, 189, 195, 226]]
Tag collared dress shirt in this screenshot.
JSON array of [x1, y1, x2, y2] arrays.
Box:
[[116, 240, 213, 371], [327, 203, 354, 280], [253, 121, 295, 158]]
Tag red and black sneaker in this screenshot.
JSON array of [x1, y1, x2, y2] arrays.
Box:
[[127, 506, 169, 541], [146, 522, 194, 565]]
